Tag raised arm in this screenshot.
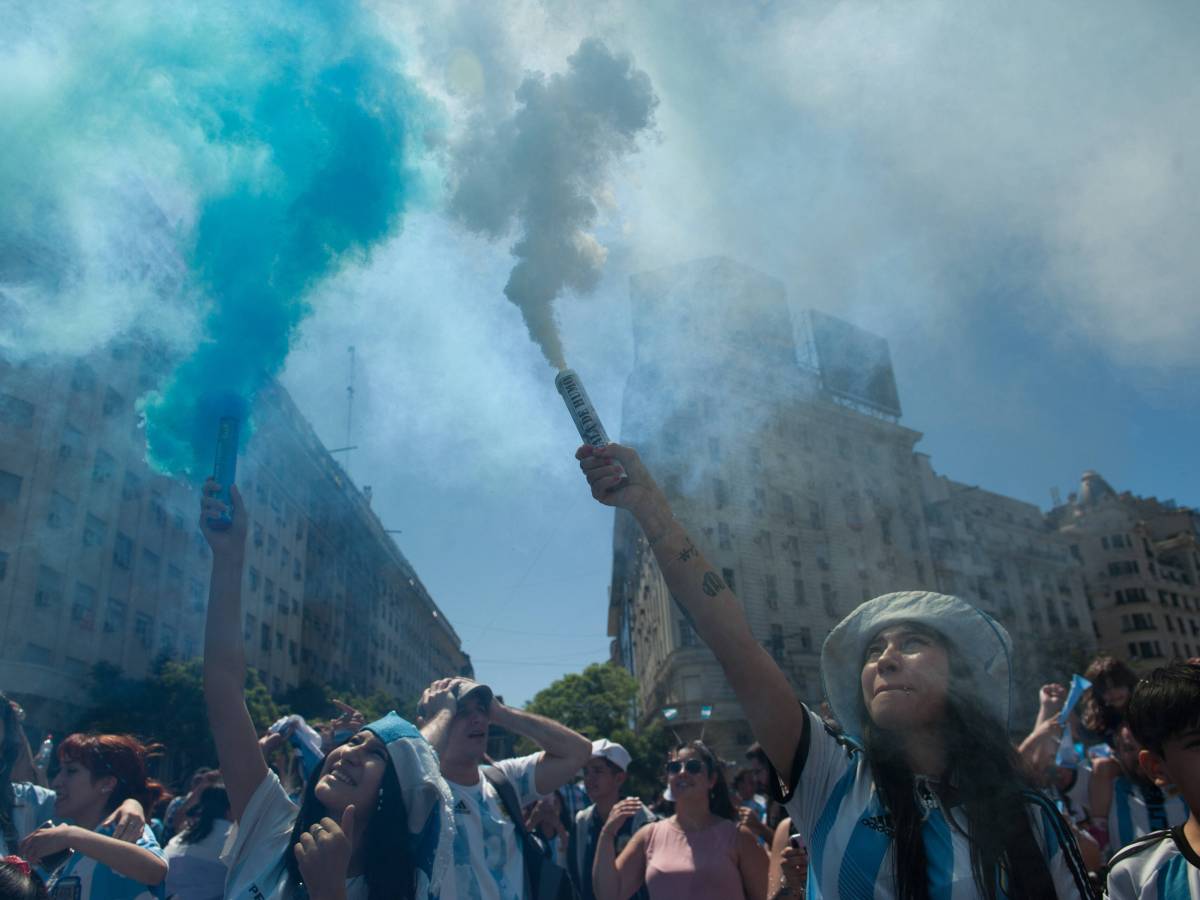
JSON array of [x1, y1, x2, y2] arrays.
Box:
[[577, 444, 805, 777], [20, 825, 167, 885], [200, 482, 268, 821], [490, 702, 591, 795], [592, 799, 649, 900]]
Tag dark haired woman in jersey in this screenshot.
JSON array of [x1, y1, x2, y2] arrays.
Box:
[[592, 740, 766, 900], [576, 443, 1095, 898], [20, 733, 168, 900], [199, 481, 455, 900], [163, 784, 232, 900]]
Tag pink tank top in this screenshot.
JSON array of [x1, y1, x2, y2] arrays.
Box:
[[643, 818, 743, 900]]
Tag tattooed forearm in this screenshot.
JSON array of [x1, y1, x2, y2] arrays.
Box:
[[702, 571, 727, 597], [676, 539, 699, 564]]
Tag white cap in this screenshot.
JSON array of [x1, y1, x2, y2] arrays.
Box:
[[591, 739, 632, 772]]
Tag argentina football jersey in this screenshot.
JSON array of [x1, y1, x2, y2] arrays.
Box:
[[43, 824, 166, 900], [1108, 777, 1190, 859], [1107, 827, 1200, 900], [772, 707, 1094, 899]]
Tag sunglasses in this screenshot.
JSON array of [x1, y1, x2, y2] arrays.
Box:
[[665, 759, 705, 776]]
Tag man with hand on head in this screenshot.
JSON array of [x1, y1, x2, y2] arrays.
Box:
[[567, 741, 654, 900], [418, 677, 591, 900]]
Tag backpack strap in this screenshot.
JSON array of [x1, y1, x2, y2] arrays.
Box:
[[482, 766, 541, 892]]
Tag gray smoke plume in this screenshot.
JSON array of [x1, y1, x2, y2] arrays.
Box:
[[448, 38, 657, 370]]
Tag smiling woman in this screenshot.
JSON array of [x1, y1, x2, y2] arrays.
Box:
[[198, 481, 455, 900]]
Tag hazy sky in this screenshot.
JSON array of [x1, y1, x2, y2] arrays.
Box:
[[5, 0, 1199, 705], [280, 0, 1200, 704]]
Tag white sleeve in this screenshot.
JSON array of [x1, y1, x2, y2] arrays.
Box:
[[493, 753, 545, 807], [1025, 792, 1096, 899], [219, 770, 299, 868], [1105, 858, 1136, 900], [776, 707, 858, 843]]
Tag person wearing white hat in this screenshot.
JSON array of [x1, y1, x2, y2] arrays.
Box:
[[200, 483, 455, 900], [575, 443, 1096, 899], [567, 740, 654, 900]]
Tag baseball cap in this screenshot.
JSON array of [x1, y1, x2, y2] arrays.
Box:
[[590, 739, 631, 772]]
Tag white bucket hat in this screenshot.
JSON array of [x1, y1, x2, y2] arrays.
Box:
[[820, 590, 1014, 744]]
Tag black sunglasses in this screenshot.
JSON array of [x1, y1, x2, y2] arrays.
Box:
[[665, 759, 705, 775]]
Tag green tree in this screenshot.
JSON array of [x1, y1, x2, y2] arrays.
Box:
[[522, 663, 674, 802], [75, 657, 281, 785], [280, 680, 414, 723]]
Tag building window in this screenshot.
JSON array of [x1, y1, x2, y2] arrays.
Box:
[[293, 558, 302, 581], [714, 480, 728, 509], [794, 579, 807, 606], [113, 533, 133, 569], [58, 425, 85, 461], [104, 598, 127, 634], [722, 567, 737, 593], [261, 623, 271, 652], [267, 535, 277, 557], [264, 578, 275, 606], [822, 582, 837, 617], [71, 584, 97, 631], [121, 471, 141, 502], [245, 614, 256, 642], [678, 618, 699, 648], [249, 567, 260, 591], [0, 470, 21, 503], [253, 522, 264, 548], [768, 624, 786, 662], [0, 394, 34, 429], [135, 614, 154, 649], [35, 565, 63, 609], [718, 522, 732, 550], [91, 451, 116, 484], [764, 574, 778, 609], [809, 501, 824, 530], [140, 549, 160, 578], [83, 514, 107, 548], [46, 492, 75, 529], [0, 550, 8, 581], [799, 626, 813, 651]]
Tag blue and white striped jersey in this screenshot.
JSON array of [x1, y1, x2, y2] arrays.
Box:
[[43, 824, 166, 900], [772, 707, 1095, 899], [1108, 777, 1190, 858], [1107, 827, 1200, 900]]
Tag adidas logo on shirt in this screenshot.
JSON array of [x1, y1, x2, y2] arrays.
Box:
[[454, 800, 471, 815]]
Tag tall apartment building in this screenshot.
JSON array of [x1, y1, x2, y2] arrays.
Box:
[[0, 344, 470, 733], [608, 257, 1096, 756], [1049, 471, 1200, 668]]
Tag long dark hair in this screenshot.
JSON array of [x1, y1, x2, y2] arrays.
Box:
[[861, 651, 1055, 899], [179, 785, 230, 845], [671, 741, 738, 822], [284, 752, 414, 900], [1, 693, 23, 853]]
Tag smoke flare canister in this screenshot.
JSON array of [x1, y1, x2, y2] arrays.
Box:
[[555, 368, 610, 448], [208, 416, 240, 530]]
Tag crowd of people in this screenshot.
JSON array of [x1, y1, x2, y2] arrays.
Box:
[[0, 443, 1196, 899]]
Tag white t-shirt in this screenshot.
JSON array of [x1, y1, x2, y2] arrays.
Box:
[[1108, 826, 1200, 900], [775, 706, 1094, 899], [164, 818, 233, 900], [1, 782, 57, 854], [447, 754, 544, 900], [43, 824, 166, 900], [221, 771, 366, 900]]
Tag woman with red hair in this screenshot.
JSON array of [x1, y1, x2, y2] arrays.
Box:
[[19, 733, 168, 899]]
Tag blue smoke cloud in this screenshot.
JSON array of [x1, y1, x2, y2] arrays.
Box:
[[0, 1, 435, 479]]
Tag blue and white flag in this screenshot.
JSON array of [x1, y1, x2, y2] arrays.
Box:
[[700, 705, 713, 720], [662, 707, 678, 721], [1058, 674, 1092, 725]]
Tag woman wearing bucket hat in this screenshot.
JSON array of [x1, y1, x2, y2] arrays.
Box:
[[200, 482, 455, 900], [576, 443, 1095, 899]]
